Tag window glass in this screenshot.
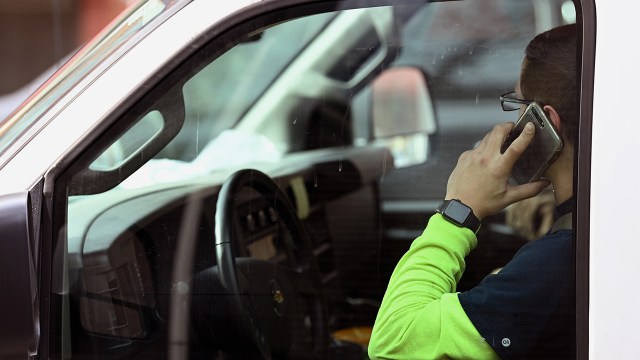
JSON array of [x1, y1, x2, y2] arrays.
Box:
[[55, 1, 579, 358], [170, 12, 335, 161]]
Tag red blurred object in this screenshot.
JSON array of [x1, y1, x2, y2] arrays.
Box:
[[77, 0, 128, 44]]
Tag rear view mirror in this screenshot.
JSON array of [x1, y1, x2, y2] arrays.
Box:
[[370, 66, 437, 167]]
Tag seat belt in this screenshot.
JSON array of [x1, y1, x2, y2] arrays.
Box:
[[550, 212, 573, 232]]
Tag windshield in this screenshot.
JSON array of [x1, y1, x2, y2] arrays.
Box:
[[0, 0, 179, 157]]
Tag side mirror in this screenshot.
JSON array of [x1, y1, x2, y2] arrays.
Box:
[[370, 66, 437, 167], [0, 192, 37, 358]]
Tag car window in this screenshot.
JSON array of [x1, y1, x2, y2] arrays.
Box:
[[53, 0, 580, 358]]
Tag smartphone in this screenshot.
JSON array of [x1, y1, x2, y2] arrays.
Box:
[[500, 102, 564, 185]]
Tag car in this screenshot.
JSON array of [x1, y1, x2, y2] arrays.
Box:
[[0, 0, 630, 358]]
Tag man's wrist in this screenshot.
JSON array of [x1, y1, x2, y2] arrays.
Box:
[[436, 199, 482, 233]]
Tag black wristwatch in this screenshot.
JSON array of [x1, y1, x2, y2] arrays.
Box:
[[436, 199, 481, 233]]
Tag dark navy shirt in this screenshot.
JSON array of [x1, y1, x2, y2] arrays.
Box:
[[458, 201, 575, 359]]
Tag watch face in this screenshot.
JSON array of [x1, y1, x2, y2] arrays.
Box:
[[444, 200, 471, 224]]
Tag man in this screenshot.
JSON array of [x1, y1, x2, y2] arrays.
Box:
[[368, 24, 577, 359]]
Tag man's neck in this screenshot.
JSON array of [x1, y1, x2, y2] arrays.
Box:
[[552, 177, 573, 205], [546, 143, 574, 205]]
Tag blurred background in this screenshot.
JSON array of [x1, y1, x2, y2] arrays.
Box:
[[0, 0, 131, 118]]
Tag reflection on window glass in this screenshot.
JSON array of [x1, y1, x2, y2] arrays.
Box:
[[58, 1, 580, 359], [562, 1, 577, 23], [90, 110, 164, 171], [174, 12, 335, 161]]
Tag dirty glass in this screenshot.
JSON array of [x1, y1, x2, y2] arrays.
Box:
[[56, 0, 578, 358]]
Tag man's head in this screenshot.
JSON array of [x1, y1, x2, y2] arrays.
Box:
[[519, 24, 578, 145]]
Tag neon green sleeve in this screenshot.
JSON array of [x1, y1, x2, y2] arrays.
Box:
[[368, 214, 499, 360]]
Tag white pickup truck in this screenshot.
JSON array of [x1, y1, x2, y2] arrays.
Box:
[[0, 0, 629, 358]]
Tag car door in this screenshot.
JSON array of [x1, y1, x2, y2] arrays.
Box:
[[0, 0, 594, 358]]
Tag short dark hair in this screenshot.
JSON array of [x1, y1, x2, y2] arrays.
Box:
[[520, 24, 578, 144]]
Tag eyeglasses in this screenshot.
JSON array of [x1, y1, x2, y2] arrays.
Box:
[[500, 91, 534, 111]]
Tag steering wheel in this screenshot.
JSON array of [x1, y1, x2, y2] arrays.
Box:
[[212, 169, 329, 358]]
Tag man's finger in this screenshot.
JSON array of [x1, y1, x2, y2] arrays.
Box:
[[475, 131, 492, 151], [506, 178, 551, 205], [502, 122, 536, 168], [487, 122, 515, 152]]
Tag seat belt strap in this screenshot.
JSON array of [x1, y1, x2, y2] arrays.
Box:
[[550, 212, 573, 232]]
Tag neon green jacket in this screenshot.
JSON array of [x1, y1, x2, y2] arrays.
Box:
[[368, 214, 500, 360]]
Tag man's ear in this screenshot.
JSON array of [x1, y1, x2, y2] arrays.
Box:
[[543, 105, 562, 132]]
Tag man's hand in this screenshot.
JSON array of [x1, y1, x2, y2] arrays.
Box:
[[445, 122, 550, 220]]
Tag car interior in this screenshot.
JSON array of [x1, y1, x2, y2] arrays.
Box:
[[49, 0, 576, 358]]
